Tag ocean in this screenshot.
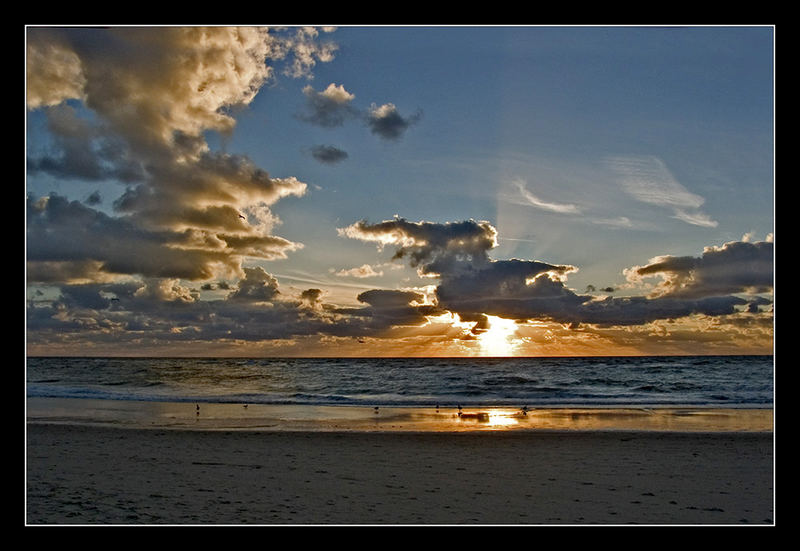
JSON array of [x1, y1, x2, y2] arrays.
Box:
[[26, 355, 774, 409]]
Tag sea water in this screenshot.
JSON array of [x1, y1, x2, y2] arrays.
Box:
[[26, 355, 773, 409]]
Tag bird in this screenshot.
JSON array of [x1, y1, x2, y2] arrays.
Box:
[[374, 406, 380, 414], [521, 405, 529, 416]]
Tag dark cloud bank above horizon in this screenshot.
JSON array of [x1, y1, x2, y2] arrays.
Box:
[[27, 199, 774, 349]]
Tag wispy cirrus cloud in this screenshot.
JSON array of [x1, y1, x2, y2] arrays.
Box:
[[512, 179, 581, 214], [606, 155, 718, 228]]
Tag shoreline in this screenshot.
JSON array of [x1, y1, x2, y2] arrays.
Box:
[[26, 396, 773, 433]]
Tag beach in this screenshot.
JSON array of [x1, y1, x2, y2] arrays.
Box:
[[25, 400, 774, 525]]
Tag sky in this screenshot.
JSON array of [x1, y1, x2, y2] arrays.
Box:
[[25, 26, 774, 357]]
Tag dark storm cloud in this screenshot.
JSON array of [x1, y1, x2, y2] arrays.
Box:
[[309, 144, 349, 164]]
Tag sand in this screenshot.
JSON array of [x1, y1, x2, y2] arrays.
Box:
[[26, 419, 774, 525]]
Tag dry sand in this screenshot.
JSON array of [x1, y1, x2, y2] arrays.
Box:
[[26, 422, 774, 525]]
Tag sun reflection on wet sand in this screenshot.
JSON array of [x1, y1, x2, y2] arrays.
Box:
[[27, 398, 773, 433]]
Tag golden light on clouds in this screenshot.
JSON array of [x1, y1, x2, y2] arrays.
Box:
[[25, 27, 773, 358]]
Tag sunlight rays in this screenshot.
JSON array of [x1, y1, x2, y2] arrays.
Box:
[[478, 315, 519, 357]]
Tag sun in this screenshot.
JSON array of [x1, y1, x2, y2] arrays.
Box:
[[478, 316, 519, 357]]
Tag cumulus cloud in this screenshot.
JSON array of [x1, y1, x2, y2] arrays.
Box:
[[27, 193, 302, 283], [297, 84, 422, 141], [334, 264, 384, 278], [27, 103, 146, 183], [335, 289, 442, 332], [341, 217, 772, 330], [297, 83, 357, 127], [309, 144, 349, 164], [624, 237, 773, 299], [607, 155, 718, 227], [26, 27, 331, 284], [365, 102, 422, 141], [26, 216, 774, 351], [227, 266, 281, 302], [278, 27, 338, 79]]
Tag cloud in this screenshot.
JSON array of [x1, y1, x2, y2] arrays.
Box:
[[297, 84, 422, 141], [336, 289, 442, 332], [342, 217, 772, 329], [334, 264, 384, 278], [309, 144, 349, 164], [365, 103, 422, 141], [624, 237, 774, 299], [27, 103, 146, 183], [277, 27, 338, 79], [339, 217, 501, 277], [606, 155, 718, 227], [84, 191, 102, 205], [27, 192, 303, 283], [226, 266, 281, 302], [513, 179, 581, 214], [26, 27, 331, 284], [297, 83, 357, 127], [26, 217, 773, 352]]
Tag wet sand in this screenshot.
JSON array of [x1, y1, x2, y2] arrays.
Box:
[[26, 399, 774, 525]]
